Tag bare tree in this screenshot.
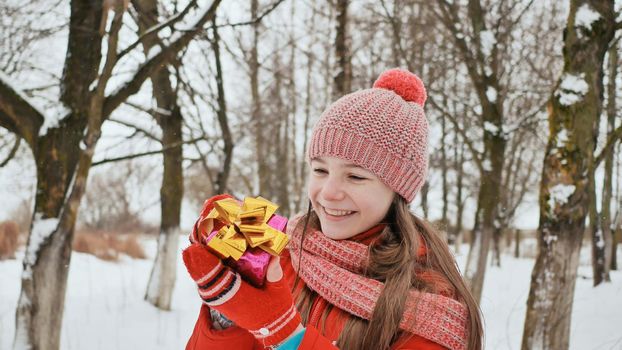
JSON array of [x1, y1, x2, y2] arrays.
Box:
[[130, 0, 185, 311], [589, 37, 620, 285], [333, 0, 351, 99], [522, 1, 617, 348], [0, 0, 221, 348]]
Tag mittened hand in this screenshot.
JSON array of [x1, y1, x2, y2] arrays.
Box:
[[182, 244, 302, 347], [190, 194, 235, 244]]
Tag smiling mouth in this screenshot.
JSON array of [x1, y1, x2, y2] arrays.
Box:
[[321, 205, 356, 217]]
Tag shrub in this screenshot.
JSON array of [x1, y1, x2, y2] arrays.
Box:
[[112, 234, 147, 259], [72, 230, 146, 261], [0, 221, 21, 260]]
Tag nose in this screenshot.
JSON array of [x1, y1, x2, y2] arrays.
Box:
[[319, 174, 346, 202]]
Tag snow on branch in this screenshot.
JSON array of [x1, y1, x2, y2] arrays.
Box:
[[547, 183, 575, 214], [23, 213, 60, 272], [555, 73, 589, 106], [575, 4, 601, 31]]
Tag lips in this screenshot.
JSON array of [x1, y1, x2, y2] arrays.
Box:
[[320, 205, 357, 220]]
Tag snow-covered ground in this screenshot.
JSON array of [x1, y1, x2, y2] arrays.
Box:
[[1, 237, 621, 350]]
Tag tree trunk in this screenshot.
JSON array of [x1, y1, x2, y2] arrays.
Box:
[[133, 0, 184, 310], [453, 135, 466, 254], [521, 2, 615, 348], [594, 40, 618, 283], [333, 0, 351, 99], [492, 227, 502, 267], [273, 51, 290, 217], [464, 105, 506, 301], [440, 112, 449, 230], [211, 18, 233, 194], [514, 229, 520, 258], [588, 38, 617, 285], [432, 0, 508, 302], [420, 182, 429, 219], [12, 2, 104, 348], [297, 28, 315, 213], [250, 0, 269, 197], [612, 215, 620, 270]]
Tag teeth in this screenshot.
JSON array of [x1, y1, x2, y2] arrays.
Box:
[[324, 207, 354, 216]]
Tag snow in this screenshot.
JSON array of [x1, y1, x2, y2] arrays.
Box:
[[543, 232, 558, 245], [145, 229, 172, 301], [2, 236, 622, 349], [0, 71, 69, 137], [0, 70, 48, 124], [482, 159, 493, 172], [484, 121, 500, 135], [574, 4, 601, 31], [1, 235, 198, 350], [146, 45, 162, 61], [595, 229, 605, 249], [153, 107, 172, 116], [474, 105, 483, 115], [479, 30, 496, 57], [24, 214, 59, 267], [556, 73, 589, 106], [39, 104, 71, 137], [456, 244, 622, 350], [548, 183, 575, 211], [89, 79, 99, 91], [556, 128, 569, 148], [485, 86, 497, 103]]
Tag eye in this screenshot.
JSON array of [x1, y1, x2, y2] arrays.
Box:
[[348, 174, 367, 181], [313, 168, 327, 174]]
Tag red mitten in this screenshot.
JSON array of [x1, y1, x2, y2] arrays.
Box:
[[190, 194, 235, 244], [183, 244, 302, 347]]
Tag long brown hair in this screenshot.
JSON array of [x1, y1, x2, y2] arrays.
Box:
[[292, 196, 483, 350]]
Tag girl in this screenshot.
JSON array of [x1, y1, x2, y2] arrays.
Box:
[[182, 68, 483, 350]]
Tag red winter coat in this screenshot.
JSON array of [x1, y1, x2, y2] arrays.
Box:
[[185, 225, 447, 350]]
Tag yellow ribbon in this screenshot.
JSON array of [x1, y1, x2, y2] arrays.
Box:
[[204, 196, 289, 260]]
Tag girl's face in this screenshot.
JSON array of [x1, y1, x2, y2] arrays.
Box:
[[308, 156, 395, 240]]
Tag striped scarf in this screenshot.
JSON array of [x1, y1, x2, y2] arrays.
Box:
[[287, 217, 469, 350]]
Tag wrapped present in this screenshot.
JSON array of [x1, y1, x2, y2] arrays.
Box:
[[192, 195, 289, 287]]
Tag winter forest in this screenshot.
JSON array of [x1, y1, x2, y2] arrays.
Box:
[[0, 0, 621, 349]]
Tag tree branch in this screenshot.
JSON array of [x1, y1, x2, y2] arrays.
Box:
[[108, 117, 160, 141], [102, 0, 222, 118], [117, 0, 200, 60], [595, 124, 622, 167], [91, 136, 203, 167], [0, 71, 44, 148], [214, 0, 285, 29], [0, 136, 21, 167], [94, 10, 125, 99], [427, 95, 485, 174]]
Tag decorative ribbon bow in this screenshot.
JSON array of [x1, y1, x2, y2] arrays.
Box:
[[197, 196, 289, 260]]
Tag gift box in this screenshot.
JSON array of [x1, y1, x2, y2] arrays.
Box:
[[192, 195, 289, 287]]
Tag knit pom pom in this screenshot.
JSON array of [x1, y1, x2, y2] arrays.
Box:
[[373, 68, 427, 106]]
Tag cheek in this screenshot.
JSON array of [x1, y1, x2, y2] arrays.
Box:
[[359, 186, 393, 216], [307, 179, 320, 202]]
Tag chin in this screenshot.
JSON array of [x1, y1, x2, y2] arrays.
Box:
[[318, 224, 355, 240]]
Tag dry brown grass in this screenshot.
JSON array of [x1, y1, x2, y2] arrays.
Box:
[[73, 230, 146, 261], [0, 221, 21, 260]]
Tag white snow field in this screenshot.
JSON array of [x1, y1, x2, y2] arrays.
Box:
[[1, 236, 621, 350]]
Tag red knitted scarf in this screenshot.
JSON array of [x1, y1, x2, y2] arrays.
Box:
[[287, 217, 469, 350]]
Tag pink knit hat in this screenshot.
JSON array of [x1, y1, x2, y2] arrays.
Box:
[[308, 68, 429, 203]]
